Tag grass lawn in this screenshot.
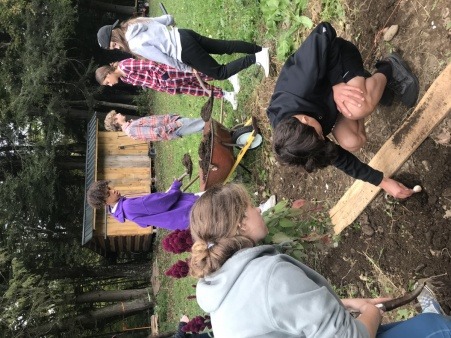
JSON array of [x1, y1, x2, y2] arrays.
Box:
[[145, 0, 345, 332], [147, 0, 270, 332]]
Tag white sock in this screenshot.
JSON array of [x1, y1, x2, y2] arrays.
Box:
[[228, 74, 241, 93], [255, 47, 270, 77]]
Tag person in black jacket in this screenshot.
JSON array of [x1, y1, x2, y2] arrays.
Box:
[[268, 22, 419, 198]]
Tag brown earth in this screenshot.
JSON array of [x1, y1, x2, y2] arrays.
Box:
[[253, 0, 451, 315]]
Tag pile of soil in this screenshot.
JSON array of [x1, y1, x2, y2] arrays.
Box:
[[198, 132, 212, 182], [254, 0, 451, 314]]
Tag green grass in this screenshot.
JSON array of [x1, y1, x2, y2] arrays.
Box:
[[149, 0, 268, 191], [147, 1, 269, 328], [145, 0, 347, 330]]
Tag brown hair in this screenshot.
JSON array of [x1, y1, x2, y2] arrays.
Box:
[[104, 110, 121, 132], [189, 183, 255, 278], [87, 180, 110, 209], [272, 116, 339, 173], [110, 18, 152, 59], [95, 65, 115, 85], [110, 28, 133, 54]]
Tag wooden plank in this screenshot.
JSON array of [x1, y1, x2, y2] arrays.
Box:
[[106, 216, 154, 236], [98, 168, 150, 180], [99, 155, 150, 168], [330, 63, 451, 234], [99, 147, 148, 156]]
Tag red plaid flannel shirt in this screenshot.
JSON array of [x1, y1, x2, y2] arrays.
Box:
[[118, 58, 224, 98], [122, 114, 181, 141]]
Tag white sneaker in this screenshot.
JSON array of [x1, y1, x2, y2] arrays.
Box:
[[228, 74, 241, 93], [222, 91, 238, 110], [255, 47, 270, 77], [259, 195, 276, 213]]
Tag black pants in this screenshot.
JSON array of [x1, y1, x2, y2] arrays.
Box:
[[179, 29, 262, 80], [336, 38, 366, 82]]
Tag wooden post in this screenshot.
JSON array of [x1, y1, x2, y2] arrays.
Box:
[[330, 63, 451, 234]]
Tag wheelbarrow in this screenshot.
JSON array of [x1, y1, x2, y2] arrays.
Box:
[[198, 117, 262, 191]]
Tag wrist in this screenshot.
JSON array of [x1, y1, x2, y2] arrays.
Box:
[[378, 177, 388, 188]]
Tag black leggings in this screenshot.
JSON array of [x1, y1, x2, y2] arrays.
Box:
[[336, 38, 366, 82], [178, 29, 262, 80]]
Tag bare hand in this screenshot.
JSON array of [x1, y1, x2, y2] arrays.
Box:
[[379, 177, 414, 199], [180, 315, 189, 323], [342, 297, 390, 314], [332, 83, 365, 118]]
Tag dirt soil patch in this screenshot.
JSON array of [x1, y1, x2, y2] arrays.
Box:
[[254, 0, 451, 314]]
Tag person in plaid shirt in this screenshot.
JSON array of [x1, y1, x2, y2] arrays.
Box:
[[104, 110, 205, 141], [95, 58, 238, 110]]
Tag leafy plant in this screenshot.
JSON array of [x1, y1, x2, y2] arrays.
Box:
[[260, 0, 313, 59], [263, 199, 332, 260], [320, 0, 345, 22], [396, 308, 416, 321], [182, 315, 212, 334], [165, 259, 190, 279]]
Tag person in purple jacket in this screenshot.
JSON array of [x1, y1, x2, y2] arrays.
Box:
[[87, 178, 198, 230]]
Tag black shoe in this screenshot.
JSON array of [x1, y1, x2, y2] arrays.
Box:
[[384, 53, 419, 108], [148, 148, 156, 158], [379, 86, 395, 106]]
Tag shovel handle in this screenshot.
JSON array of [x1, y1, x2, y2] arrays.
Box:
[[159, 2, 168, 15]]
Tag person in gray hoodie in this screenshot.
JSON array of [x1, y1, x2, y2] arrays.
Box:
[[189, 183, 451, 338], [97, 15, 270, 85]]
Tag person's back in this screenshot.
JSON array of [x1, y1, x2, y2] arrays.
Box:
[[197, 245, 367, 338]]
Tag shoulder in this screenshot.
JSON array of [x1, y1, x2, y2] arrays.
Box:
[[119, 58, 137, 67]]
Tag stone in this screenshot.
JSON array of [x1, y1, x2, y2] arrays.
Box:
[[362, 224, 375, 236], [383, 25, 399, 41], [414, 263, 426, 273]]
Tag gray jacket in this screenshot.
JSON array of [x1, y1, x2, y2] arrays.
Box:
[[125, 15, 192, 72], [196, 245, 369, 338]]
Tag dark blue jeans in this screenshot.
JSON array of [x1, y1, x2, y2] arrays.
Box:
[[377, 313, 451, 338]]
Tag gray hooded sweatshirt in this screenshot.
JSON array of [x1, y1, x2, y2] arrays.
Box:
[[125, 15, 192, 72], [196, 245, 370, 338]]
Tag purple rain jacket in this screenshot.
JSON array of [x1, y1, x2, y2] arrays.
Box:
[[110, 180, 198, 230]]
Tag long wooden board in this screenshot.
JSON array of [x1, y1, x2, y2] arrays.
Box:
[[330, 63, 451, 234]]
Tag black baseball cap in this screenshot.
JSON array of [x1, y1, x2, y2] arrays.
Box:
[[97, 20, 119, 49]]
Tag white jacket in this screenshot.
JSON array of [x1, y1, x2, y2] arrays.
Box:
[[125, 15, 192, 72]]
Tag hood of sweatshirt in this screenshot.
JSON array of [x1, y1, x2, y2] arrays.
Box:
[[196, 245, 277, 313]]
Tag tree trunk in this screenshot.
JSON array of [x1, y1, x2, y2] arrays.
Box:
[[95, 99, 138, 111], [28, 298, 154, 335], [88, 0, 136, 16], [150, 332, 177, 338], [67, 100, 138, 111], [43, 262, 151, 280], [65, 107, 96, 120], [56, 155, 86, 170], [76, 288, 151, 303]]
